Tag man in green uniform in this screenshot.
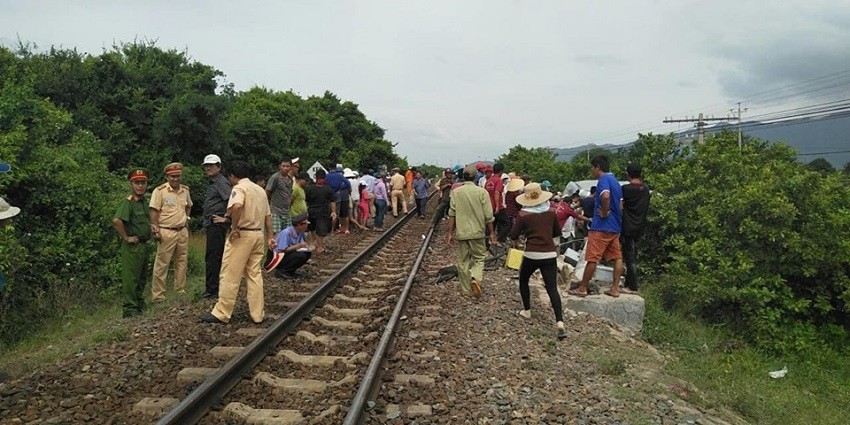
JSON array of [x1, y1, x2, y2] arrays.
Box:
[[447, 164, 497, 298], [112, 169, 152, 318]]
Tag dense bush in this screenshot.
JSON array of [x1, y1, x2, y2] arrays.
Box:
[[640, 131, 850, 352], [0, 79, 124, 342], [0, 41, 408, 347]]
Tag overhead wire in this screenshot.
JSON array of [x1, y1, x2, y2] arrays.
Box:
[[579, 67, 850, 147]]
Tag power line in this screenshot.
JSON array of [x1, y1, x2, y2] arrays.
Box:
[[577, 67, 850, 149]]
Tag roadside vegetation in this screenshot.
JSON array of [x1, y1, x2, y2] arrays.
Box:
[[0, 41, 406, 349], [500, 131, 850, 423]]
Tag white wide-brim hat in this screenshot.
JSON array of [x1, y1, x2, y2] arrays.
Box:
[[0, 197, 21, 220]]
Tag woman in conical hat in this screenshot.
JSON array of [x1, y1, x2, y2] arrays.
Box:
[[510, 183, 566, 340]]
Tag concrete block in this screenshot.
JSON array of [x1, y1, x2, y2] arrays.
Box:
[[236, 328, 265, 337], [223, 402, 304, 425], [132, 397, 179, 416], [564, 293, 645, 333], [295, 331, 358, 346], [209, 346, 244, 358], [394, 374, 435, 385], [176, 367, 217, 383], [311, 315, 364, 330]]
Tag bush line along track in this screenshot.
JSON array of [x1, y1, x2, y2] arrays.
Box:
[[158, 194, 438, 424]]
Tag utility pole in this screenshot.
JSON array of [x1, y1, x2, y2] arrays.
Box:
[[663, 113, 730, 143], [731, 102, 748, 151]]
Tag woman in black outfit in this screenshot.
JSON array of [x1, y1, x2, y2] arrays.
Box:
[[510, 182, 567, 339]]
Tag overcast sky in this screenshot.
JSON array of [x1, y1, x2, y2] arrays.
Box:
[[2, 0, 849, 166]]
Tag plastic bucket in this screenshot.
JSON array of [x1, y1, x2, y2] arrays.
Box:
[[505, 248, 524, 270]]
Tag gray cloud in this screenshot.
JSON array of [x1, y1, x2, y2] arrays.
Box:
[[715, 38, 850, 101], [574, 54, 626, 68]]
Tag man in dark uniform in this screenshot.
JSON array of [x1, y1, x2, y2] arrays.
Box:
[[202, 154, 231, 299], [112, 169, 152, 318]]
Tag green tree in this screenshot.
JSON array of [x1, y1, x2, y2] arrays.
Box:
[[0, 79, 122, 344], [497, 146, 569, 190], [619, 132, 688, 178], [561, 146, 620, 184], [20, 41, 227, 175], [649, 130, 850, 352], [806, 157, 836, 175]]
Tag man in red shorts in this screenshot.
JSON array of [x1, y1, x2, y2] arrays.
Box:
[[573, 155, 624, 297]]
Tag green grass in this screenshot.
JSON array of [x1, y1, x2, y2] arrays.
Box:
[[642, 282, 850, 425], [0, 233, 208, 378]]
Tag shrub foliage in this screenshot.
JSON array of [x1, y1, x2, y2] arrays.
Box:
[[0, 42, 405, 346], [636, 131, 850, 352]]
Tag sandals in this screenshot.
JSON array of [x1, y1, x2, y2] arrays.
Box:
[[567, 290, 589, 298], [603, 290, 620, 298], [556, 322, 567, 340], [470, 279, 482, 298]]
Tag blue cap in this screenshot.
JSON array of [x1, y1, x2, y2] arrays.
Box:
[[541, 180, 552, 187], [0, 163, 11, 173]]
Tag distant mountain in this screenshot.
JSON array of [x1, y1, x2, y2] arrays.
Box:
[[550, 143, 625, 162], [550, 114, 850, 168]]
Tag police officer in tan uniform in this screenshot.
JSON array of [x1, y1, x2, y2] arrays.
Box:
[[389, 167, 408, 217], [202, 160, 275, 324], [149, 162, 192, 301]]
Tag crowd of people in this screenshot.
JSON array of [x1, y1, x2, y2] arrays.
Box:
[[111, 155, 433, 321], [441, 157, 650, 340], [109, 154, 650, 337]]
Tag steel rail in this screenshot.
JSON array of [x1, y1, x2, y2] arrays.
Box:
[[343, 222, 436, 424], [157, 208, 419, 425]]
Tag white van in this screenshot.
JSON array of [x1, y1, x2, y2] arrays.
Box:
[[562, 179, 628, 198]]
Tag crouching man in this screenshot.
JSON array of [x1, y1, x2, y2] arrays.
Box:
[[264, 213, 312, 279]]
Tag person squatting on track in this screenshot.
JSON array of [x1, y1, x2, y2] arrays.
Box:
[[447, 164, 497, 298], [112, 169, 152, 318], [149, 162, 192, 302], [573, 155, 624, 298], [201, 154, 231, 300], [263, 213, 312, 279], [202, 160, 275, 325], [510, 182, 567, 340]]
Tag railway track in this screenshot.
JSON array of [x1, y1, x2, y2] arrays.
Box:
[[147, 197, 438, 424]]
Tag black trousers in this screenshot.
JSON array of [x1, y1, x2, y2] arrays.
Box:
[[433, 199, 450, 226], [495, 209, 510, 242], [204, 223, 228, 296], [518, 257, 563, 322], [276, 251, 311, 273], [621, 234, 639, 291], [415, 197, 427, 216]]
